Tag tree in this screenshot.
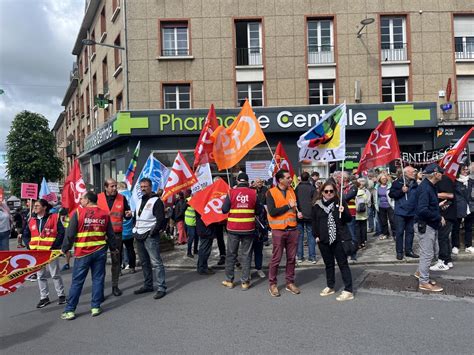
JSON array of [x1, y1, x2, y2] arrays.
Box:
[[6, 111, 63, 196]]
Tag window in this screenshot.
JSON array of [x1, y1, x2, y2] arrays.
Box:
[[456, 77, 474, 119], [309, 80, 335, 105], [112, 0, 120, 12], [235, 21, 262, 65], [307, 19, 334, 64], [454, 16, 474, 59], [80, 94, 84, 116], [116, 92, 123, 112], [163, 84, 191, 109], [100, 6, 106, 37], [78, 58, 83, 79], [237, 82, 263, 107], [90, 30, 96, 55], [380, 17, 407, 61], [382, 78, 407, 102], [161, 21, 189, 56], [85, 85, 90, 116], [114, 34, 122, 69], [102, 56, 108, 94], [92, 74, 97, 105]]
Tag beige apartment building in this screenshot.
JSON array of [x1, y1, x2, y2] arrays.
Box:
[[54, 0, 474, 189]]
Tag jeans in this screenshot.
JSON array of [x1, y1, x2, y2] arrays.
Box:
[[225, 233, 254, 283], [375, 210, 383, 236], [465, 212, 474, 248], [64, 246, 107, 312], [253, 239, 264, 270], [415, 223, 437, 284], [378, 207, 395, 237], [197, 238, 213, 273], [318, 241, 353, 292], [110, 233, 122, 288], [122, 238, 136, 268], [437, 220, 453, 264], [297, 221, 316, 261], [268, 229, 298, 286], [186, 225, 198, 255], [0, 230, 9, 250], [37, 257, 65, 299], [136, 235, 167, 292], [395, 215, 415, 255]]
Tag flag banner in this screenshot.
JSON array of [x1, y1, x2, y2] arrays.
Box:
[[356, 117, 401, 174], [124, 141, 141, 190], [298, 103, 347, 162], [211, 100, 266, 170], [0, 250, 61, 296], [194, 105, 219, 168], [131, 154, 170, 209], [191, 163, 213, 194], [439, 127, 473, 181], [61, 160, 86, 212], [39, 177, 58, 205], [188, 178, 229, 226], [269, 141, 299, 187], [401, 145, 454, 167], [162, 152, 198, 201]]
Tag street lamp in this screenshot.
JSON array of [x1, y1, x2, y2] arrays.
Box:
[[81, 38, 125, 50], [357, 18, 375, 38]]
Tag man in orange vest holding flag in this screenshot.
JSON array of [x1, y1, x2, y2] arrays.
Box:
[[266, 169, 301, 297], [61, 191, 117, 320], [97, 179, 132, 297]]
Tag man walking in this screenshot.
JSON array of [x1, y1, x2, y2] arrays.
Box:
[[61, 191, 117, 320], [221, 172, 262, 290], [97, 179, 132, 296], [295, 172, 316, 264], [133, 178, 167, 300], [267, 169, 300, 297], [414, 164, 444, 292]]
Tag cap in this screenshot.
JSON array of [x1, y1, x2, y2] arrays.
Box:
[[423, 163, 445, 174], [237, 172, 249, 182]]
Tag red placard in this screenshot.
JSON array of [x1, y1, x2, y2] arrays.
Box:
[[20, 183, 38, 200]]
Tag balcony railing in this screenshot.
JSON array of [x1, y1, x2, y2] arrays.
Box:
[[161, 48, 190, 57], [455, 43, 474, 59], [236, 47, 263, 66], [381, 43, 408, 62], [456, 100, 474, 119], [308, 45, 334, 64]]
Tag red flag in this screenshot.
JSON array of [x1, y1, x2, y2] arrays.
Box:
[[188, 178, 229, 226], [356, 117, 401, 174], [0, 250, 61, 296], [439, 127, 473, 181], [162, 151, 198, 201], [194, 104, 219, 168], [269, 142, 298, 188], [61, 160, 86, 212]]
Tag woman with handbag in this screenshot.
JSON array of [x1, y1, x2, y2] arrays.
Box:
[[312, 180, 355, 301]]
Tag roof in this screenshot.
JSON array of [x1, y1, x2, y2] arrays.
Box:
[[72, 0, 101, 55]]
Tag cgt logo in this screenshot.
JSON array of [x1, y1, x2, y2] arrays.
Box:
[[236, 192, 249, 204]]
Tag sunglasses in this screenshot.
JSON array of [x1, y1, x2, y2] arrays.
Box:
[[323, 189, 334, 194]]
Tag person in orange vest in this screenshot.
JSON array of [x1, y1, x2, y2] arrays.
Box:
[[266, 169, 301, 297], [97, 178, 132, 297], [221, 172, 263, 290], [24, 199, 66, 308], [60, 191, 117, 320]]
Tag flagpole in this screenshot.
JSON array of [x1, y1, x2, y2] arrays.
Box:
[[225, 169, 232, 187], [399, 158, 408, 200], [339, 161, 345, 218], [265, 139, 280, 170]]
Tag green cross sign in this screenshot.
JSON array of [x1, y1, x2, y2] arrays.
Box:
[[378, 104, 431, 126], [342, 161, 359, 170], [113, 112, 149, 135]]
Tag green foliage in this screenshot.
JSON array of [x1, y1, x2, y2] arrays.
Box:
[[6, 111, 63, 196]]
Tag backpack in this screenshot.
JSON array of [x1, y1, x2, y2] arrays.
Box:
[[355, 193, 367, 213]]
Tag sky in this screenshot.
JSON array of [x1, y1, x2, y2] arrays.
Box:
[[0, 0, 84, 178]]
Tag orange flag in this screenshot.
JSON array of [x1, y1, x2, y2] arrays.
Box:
[[211, 99, 266, 170], [162, 152, 198, 201]]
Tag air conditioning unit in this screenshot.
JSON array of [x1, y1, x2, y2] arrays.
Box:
[[355, 80, 361, 102]]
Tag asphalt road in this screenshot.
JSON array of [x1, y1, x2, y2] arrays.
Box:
[[1, 262, 473, 354]]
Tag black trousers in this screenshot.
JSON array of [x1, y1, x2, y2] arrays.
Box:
[[318, 241, 353, 292], [438, 220, 453, 263], [122, 238, 136, 269], [355, 220, 367, 246], [378, 207, 395, 237], [197, 238, 214, 273], [215, 224, 226, 257]]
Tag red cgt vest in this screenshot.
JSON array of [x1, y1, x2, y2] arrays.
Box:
[[97, 192, 124, 233], [29, 214, 60, 251], [74, 206, 109, 258], [227, 187, 257, 233]]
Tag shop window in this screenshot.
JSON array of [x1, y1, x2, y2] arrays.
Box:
[[237, 82, 263, 107], [382, 77, 407, 102], [161, 21, 189, 56], [309, 80, 335, 105], [163, 84, 191, 109]]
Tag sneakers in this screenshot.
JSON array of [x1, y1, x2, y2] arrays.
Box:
[[198, 268, 215, 275], [134, 287, 154, 295], [268, 284, 280, 297], [26, 274, 37, 282], [36, 297, 50, 308], [153, 291, 166, 300], [91, 307, 102, 317], [413, 271, 437, 285], [61, 311, 76, 320], [452, 247, 459, 255], [336, 290, 354, 301], [285, 283, 301, 295], [429, 260, 450, 271], [222, 280, 235, 289], [296, 258, 305, 264], [124, 264, 130, 270], [186, 253, 194, 258], [256, 270, 266, 279], [447, 262, 454, 268], [58, 296, 67, 305], [241, 282, 250, 291], [128, 268, 136, 274], [217, 256, 226, 266], [466, 246, 474, 254], [320, 287, 335, 297], [61, 264, 70, 271], [419, 282, 443, 292], [308, 259, 317, 264]]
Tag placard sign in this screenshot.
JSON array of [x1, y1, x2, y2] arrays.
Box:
[[21, 183, 38, 200]]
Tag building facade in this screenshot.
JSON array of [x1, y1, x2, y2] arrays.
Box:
[[54, 0, 474, 190]]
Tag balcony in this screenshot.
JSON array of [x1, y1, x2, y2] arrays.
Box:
[[236, 47, 263, 66], [456, 100, 474, 119], [455, 43, 474, 60], [381, 43, 408, 62], [308, 45, 334, 65]]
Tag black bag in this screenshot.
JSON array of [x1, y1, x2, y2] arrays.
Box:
[[133, 231, 150, 241], [341, 239, 357, 256]]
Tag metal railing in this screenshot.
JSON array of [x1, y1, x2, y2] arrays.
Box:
[[456, 100, 474, 119], [455, 42, 474, 59], [381, 42, 408, 61], [308, 45, 334, 64], [236, 47, 263, 66], [161, 48, 190, 57]]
